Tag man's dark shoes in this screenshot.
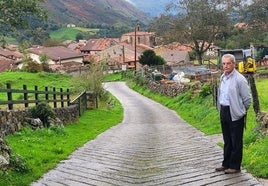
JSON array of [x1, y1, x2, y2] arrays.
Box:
[[224, 168, 241, 174], [215, 166, 228, 171]]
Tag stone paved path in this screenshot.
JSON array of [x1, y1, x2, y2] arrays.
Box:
[[31, 82, 263, 186]]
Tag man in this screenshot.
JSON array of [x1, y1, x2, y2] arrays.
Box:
[[216, 54, 252, 174]]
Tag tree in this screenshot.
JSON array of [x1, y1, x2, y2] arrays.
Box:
[[72, 62, 107, 104], [43, 39, 64, 47], [149, 0, 240, 65], [139, 50, 166, 66], [0, 0, 47, 47], [76, 33, 84, 42], [240, 0, 268, 45], [39, 53, 50, 72]]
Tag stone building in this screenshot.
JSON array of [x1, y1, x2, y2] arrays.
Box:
[[120, 24, 156, 48]]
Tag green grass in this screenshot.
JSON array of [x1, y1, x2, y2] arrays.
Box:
[[103, 70, 133, 82], [0, 71, 72, 90], [0, 71, 75, 108], [1, 104, 123, 186], [254, 78, 268, 111], [50, 27, 99, 40]]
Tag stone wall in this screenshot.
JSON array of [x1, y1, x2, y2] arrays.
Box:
[[0, 104, 79, 137], [256, 111, 268, 135], [54, 104, 80, 125], [0, 109, 28, 137], [145, 79, 203, 97]]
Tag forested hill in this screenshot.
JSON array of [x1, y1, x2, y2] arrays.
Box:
[[42, 0, 152, 27]]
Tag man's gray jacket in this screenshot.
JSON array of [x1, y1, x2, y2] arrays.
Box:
[[217, 69, 252, 121]]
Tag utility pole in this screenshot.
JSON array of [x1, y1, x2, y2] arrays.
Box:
[[134, 24, 137, 72]]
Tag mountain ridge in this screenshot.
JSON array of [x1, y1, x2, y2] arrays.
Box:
[[42, 0, 152, 27]]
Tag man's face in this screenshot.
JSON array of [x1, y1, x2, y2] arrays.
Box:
[[222, 56, 235, 75]]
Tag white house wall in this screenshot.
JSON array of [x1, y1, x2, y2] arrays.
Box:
[[29, 53, 54, 65], [60, 58, 83, 64], [29, 53, 83, 65]]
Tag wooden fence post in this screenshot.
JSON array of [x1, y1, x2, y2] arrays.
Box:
[[45, 87, 49, 102], [35, 86, 38, 105], [53, 87, 57, 108], [60, 88, 64, 107], [67, 89, 70, 106], [7, 83, 13, 110], [23, 85, 28, 108]]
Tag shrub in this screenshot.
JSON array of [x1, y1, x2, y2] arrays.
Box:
[[9, 154, 30, 173], [133, 74, 147, 86], [41, 62, 51, 72], [30, 102, 55, 127], [199, 83, 212, 98], [23, 61, 42, 73]]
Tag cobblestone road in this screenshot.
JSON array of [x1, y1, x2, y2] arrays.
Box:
[[32, 82, 263, 186]]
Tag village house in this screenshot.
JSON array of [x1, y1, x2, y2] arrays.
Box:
[[66, 40, 87, 50], [120, 25, 156, 48], [98, 42, 153, 70], [67, 24, 76, 28], [0, 59, 17, 72], [80, 38, 119, 55], [27, 46, 84, 71], [154, 44, 191, 69], [0, 47, 23, 72], [0, 47, 23, 61]]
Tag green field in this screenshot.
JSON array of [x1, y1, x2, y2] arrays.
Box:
[[0, 71, 76, 109], [0, 71, 72, 90], [49, 27, 99, 40], [3, 37, 19, 45]]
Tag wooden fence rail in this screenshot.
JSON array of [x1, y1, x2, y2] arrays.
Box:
[[0, 83, 70, 110]]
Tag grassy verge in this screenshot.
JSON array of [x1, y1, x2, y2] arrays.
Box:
[[1, 99, 123, 186]]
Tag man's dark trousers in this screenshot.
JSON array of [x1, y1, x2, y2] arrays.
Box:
[[220, 106, 245, 170]]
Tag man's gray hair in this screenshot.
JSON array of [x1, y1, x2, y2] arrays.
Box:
[[222, 53, 236, 63]]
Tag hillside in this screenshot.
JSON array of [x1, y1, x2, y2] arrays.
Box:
[[42, 0, 152, 27]]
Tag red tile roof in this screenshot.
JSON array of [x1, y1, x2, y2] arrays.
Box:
[[0, 59, 17, 72], [122, 31, 155, 37], [0, 47, 23, 59], [28, 46, 84, 61], [80, 38, 119, 52]]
